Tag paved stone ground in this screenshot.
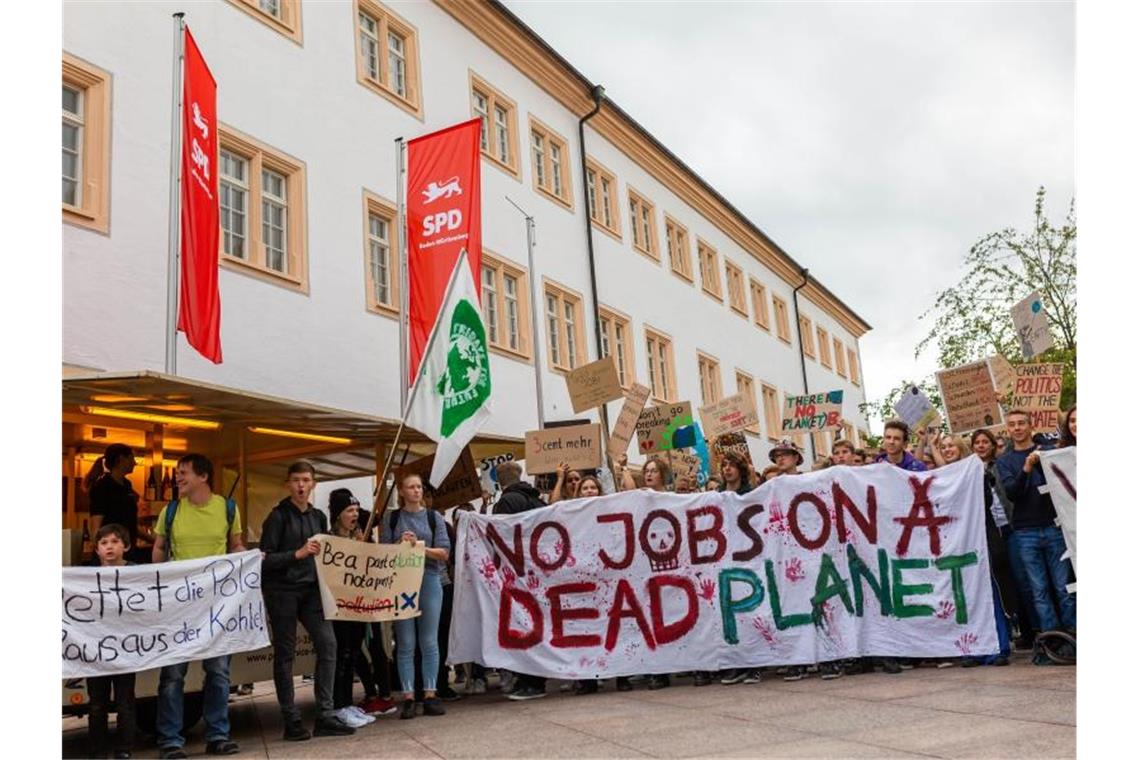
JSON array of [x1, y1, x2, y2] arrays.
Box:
[[62, 653, 1074, 758]]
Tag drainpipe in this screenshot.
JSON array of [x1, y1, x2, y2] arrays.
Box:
[[578, 84, 609, 437], [792, 268, 814, 465]]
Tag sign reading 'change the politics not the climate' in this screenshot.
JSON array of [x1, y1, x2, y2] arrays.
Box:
[[449, 458, 997, 678]]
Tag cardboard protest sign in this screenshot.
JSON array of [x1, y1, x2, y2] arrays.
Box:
[[781, 391, 844, 434], [987, 354, 1016, 400], [315, 534, 426, 622], [636, 401, 695, 454], [667, 448, 708, 488], [478, 450, 516, 493], [936, 360, 1003, 434], [566, 355, 625, 413], [1010, 363, 1065, 433], [62, 550, 270, 677], [893, 385, 940, 432], [1039, 447, 1076, 588], [1011, 291, 1054, 360], [525, 423, 603, 474], [450, 457, 997, 677], [396, 448, 481, 510], [710, 432, 753, 474], [607, 383, 651, 459], [699, 392, 759, 439]]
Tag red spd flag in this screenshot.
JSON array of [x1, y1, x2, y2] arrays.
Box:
[[406, 119, 482, 383], [177, 27, 222, 364]]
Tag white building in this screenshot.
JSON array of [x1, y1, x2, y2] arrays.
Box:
[[62, 0, 872, 530]]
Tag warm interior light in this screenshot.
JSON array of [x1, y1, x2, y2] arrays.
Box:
[[77, 453, 183, 467], [80, 406, 220, 430], [248, 427, 352, 445], [90, 394, 150, 403]]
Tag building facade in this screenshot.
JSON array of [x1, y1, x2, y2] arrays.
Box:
[[62, 0, 872, 472]]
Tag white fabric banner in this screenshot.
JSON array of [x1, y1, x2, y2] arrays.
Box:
[[449, 457, 997, 679], [62, 550, 270, 678], [1039, 447, 1077, 583]]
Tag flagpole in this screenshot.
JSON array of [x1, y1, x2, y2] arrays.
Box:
[[164, 13, 186, 375], [396, 137, 408, 408], [505, 196, 545, 428], [363, 249, 471, 538]]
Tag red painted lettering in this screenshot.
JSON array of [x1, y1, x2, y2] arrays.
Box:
[[894, 476, 951, 557], [530, 521, 571, 571], [639, 509, 682, 571], [546, 582, 601, 648], [647, 575, 699, 645], [596, 513, 635, 569], [604, 578, 656, 652], [486, 523, 525, 576], [732, 504, 766, 561], [789, 492, 831, 550], [833, 482, 877, 544], [686, 506, 727, 564], [497, 585, 543, 649]]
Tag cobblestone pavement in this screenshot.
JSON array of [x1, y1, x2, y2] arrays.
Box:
[[62, 654, 1074, 758]]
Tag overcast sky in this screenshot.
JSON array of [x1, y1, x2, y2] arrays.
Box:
[[503, 0, 1074, 429]]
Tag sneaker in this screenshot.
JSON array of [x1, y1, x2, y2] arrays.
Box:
[[360, 695, 398, 716], [936, 659, 957, 669], [507, 685, 547, 701], [615, 677, 633, 692], [283, 721, 311, 741], [472, 678, 487, 695], [347, 706, 377, 724], [899, 660, 915, 670], [333, 707, 365, 728], [205, 740, 240, 755], [819, 662, 843, 680], [499, 672, 516, 693], [879, 658, 903, 675], [693, 672, 711, 687], [783, 666, 806, 682], [742, 669, 763, 684], [993, 656, 1011, 666], [961, 658, 982, 668], [159, 749, 188, 760], [314, 715, 356, 736], [646, 675, 670, 690], [438, 687, 462, 702], [574, 680, 599, 695], [423, 697, 447, 716], [399, 699, 416, 720], [720, 669, 748, 685]]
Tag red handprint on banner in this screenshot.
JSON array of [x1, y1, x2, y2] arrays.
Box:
[[698, 578, 717, 603], [785, 557, 806, 582]]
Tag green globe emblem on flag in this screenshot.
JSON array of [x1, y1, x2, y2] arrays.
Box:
[[433, 299, 491, 438]]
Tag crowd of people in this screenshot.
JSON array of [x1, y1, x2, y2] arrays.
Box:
[[79, 405, 1076, 758]]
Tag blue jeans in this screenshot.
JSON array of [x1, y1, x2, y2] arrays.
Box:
[[1009, 526, 1076, 633], [394, 572, 443, 694], [157, 655, 231, 749]]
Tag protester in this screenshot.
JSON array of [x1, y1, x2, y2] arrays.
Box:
[[624, 456, 674, 690], [549, 462, 582, 504], [769, 439, 803, 475], [831, 439, 855, 466], [928, 433, 969, 468], [875, 420, 926, 472], [852, 448, 867, 465], [383, 472, 452, 716], [432, 498, 463, 703], [152, 454, 244, 758], [86, 524, 137, 759], [85, 443, 140, 556], [1059, 405, 1076, 448], [704, 475, 723, 491], [577, 474, 603, 498], [716, 452, 761, 687], [758, 465, 782, 483], [997, 410, 1076, 661]]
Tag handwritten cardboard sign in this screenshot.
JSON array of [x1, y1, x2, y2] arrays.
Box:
[[525, 423, 603, 474], [1010, 362, 1065, 432], [781, 391, 844, 433], [699, 392, 759, 439], [607, 383, 651, 459], [667, 448, 707, 488], [635, 401, 695, 454], [315, 534, 426, 622], [893, 385, 939, 432], [566, 355, 625, 413], [936, 360, 1003, 434], [987, 354, 1016, 400], [1011, 291, 1054, 359], [395, 448, 481, 510], [710, 432, 753, 474]]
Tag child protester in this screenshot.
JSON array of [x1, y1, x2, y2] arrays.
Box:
[[87, 524, 137, 759]]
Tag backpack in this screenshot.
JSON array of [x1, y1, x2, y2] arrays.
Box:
[[387, 508, 437, 548], [163, 497, 237, 561]]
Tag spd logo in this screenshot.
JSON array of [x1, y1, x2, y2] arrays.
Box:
[[420, 176, 465, 236]]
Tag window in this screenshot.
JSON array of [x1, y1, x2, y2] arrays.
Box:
[[818, 327, 832, 369], [735, 371, 761, 435], [750, 278, 770, 332], [664, 216, 692, 280], [544, 281, 585, 371], [470, 73, 519, 177], [761, 383, 780, 442], [834, 338, 847, 378], [355, 1, 422, 117], [847, 347, 860, 385], [698, 241, 722, 300], [812, 431, 830, 458], [842, 421, 856, 444], [772, 296, 791, 343], [645, 328, 677, 402], [697, 353, 722, 406], [585, 158, 621, 238], [599, 307, 635, 388], [529, 117, 572, 207], [218, 126, 308, 291], [627, 189, 659, 260], [482, 252, 531, 359], [362, 191, 397, 314], [226, 0, 303, 43], [62, 54, 111, 233], [725, 261, 747, 316], [799, 315, 816, 359]]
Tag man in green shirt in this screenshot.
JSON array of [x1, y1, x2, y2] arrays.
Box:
[[152, 454, 244, 759]]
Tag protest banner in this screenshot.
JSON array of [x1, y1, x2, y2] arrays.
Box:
[[525, 423, 603, 474], [315, 534, 427, 622], [987, 354, 1016, 400], [710, 432, 753, 474], [607, 383, 651, 459], [449, 457, 997, 677], [636, 401, 695, 454], [1039, 447, 1076, 589], [62, 550, 270, 678], [566, 356, 625, 414], [699, 392, 760, 439], [395, 448, 481, 510], [1011, 291, 1054, 360], [1010, 363, 1065, 433], [893, 385, 940, 432], [936, 360, 1003, 434], [781, 391, 844, 434]]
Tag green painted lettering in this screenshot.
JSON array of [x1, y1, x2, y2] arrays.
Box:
[[891, 557, 934, 619], [934, 552, 978, 624], [764, 560, 812, 630], [811, 553, 854, 625], [847, 545, 892, 617], [718, 568, 764, 645]]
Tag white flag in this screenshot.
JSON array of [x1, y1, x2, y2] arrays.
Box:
[[407, 252, 493, 486]]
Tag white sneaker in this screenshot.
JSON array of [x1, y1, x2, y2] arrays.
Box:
[[348, 705, 376, 724], [336, 707, 370, 728], [472, 678, 487, 695]]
